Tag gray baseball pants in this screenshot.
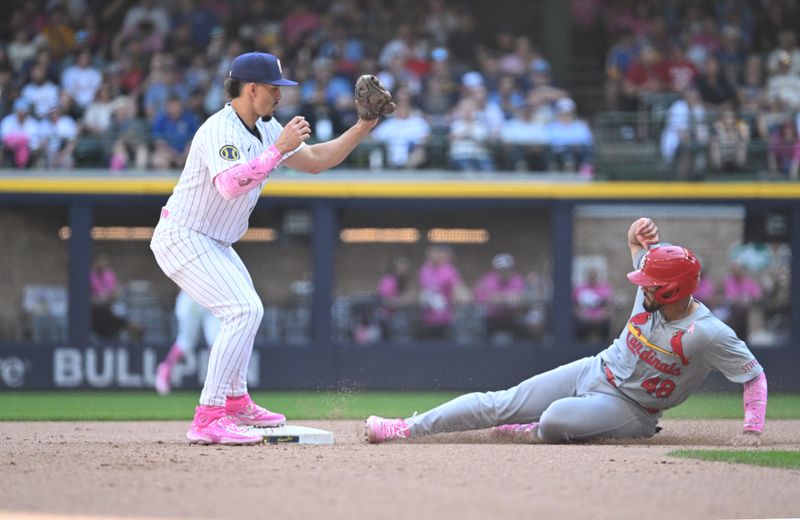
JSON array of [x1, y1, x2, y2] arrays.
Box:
[[408, 356, 660, 442]]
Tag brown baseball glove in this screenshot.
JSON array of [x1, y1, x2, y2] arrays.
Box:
[[354, 75, 396, 120]]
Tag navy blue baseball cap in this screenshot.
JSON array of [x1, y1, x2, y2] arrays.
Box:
[[229, 52, 298, 86]]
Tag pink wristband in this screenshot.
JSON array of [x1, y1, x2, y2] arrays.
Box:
[[214, 145, 282, 200], [742, 372, 767, 432]]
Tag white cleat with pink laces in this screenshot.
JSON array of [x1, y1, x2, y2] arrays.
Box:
[[365, 415, 411, 444], [492, 422, 540, 442]]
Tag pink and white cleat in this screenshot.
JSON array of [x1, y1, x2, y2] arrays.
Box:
[[155, 363, 171, 396], [226, 393, 286, 428], [492, 422, 540, 442], [186, 405, 263, 445], [365, 415, 411, 444]]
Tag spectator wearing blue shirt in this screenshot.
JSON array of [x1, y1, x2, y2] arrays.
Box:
[[150, 95, 198, 169], [143, 59, 190, 120], [546, 98, 594, 176], [604, 30, 638, 110], [300, 57, 353, 104], [318, 24, 365, 77], [171, 0, 219, 50], [489, 74, 526, 120]]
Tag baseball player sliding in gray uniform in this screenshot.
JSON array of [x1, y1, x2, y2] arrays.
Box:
[[155, 290, 221, 395], [366, 217, 768, 447], [151, 52, 380, 445]]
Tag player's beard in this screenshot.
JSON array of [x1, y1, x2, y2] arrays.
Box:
[[643, 300, 661, 312], [643, 293, 661, 313], [260, 104, 274, 122], [261, 100, 278, 122]]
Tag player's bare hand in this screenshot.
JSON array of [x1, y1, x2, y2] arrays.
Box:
[[628, 217, 659, 249], [730, 431, 762, 447], [275, 116, 311, 154]]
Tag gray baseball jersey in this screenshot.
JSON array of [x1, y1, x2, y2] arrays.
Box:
[[599, 252, 763, 412], [406, 248, 763, 442]]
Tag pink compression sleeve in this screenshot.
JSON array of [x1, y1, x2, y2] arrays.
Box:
[[213, 145, 282, 200], [742, 372, 767, 433]]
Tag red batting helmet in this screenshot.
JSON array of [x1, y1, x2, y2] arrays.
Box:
[[626, 246, 701, 305]]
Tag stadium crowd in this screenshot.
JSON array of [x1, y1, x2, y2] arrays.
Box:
[[0, 0, 797, 178], [601, 0, 800, 178], [0, 0, 593, 174]]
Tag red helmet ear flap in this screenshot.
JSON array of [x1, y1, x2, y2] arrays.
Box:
[[627, 246, 701, 304], [653, 271, 700, 304]]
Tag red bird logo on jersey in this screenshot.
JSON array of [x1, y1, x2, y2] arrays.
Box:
[[670, 330, 690, 366], [627, 311, 690, 365]]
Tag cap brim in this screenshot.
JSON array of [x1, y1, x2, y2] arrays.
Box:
[[269, 79, 298, 86], [626, 270, 659, 287]]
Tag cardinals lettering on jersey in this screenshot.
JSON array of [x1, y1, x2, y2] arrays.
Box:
[[624, 311, 685, 376]]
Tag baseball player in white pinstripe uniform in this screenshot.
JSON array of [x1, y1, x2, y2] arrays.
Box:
[[366, 218, 768, 447], [155, 290, 220, 395], [151, 52, 381, 445]]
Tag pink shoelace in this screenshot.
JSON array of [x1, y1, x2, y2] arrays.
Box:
[[382, 419, 410, 439]]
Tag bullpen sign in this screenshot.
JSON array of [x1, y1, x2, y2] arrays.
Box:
[[0, 345, 260, 390]]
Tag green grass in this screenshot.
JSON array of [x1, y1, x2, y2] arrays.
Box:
[[0, 391, 798, 421], [669, 449, 800, 469], [663, 392, 800, 420], [0, 391, 461, 421]]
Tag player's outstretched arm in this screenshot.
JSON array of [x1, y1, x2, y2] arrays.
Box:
[[283, 75, 393, 174], [627, 217, 660, 262], [731, 372, 767, 447], [282, 118, 378, 174]]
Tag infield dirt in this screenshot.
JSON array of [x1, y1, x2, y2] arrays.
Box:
[[1, 420, 798, 520]]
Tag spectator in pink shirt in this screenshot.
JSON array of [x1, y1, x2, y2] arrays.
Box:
[[473, 253, 527, 343], [90, 253, 119, 301], [376, 256, 415, 340], [90, 253, 141, 341], [573, 267, 614, 342], [723, 262, 763, 341], [0, 98, 41, 168], [693, 258, 741, 322], [693, 268, 728, 321], [418, 246, 466, 339], [693, 275, 715, 302]]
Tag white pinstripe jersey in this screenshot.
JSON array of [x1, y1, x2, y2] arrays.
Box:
[[162, 103, 289, 244]]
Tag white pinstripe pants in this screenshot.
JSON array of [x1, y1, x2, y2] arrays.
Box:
[[151, 220, 263, 406]]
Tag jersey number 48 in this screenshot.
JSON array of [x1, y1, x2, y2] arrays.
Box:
[[641, 377, 676, 398]]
